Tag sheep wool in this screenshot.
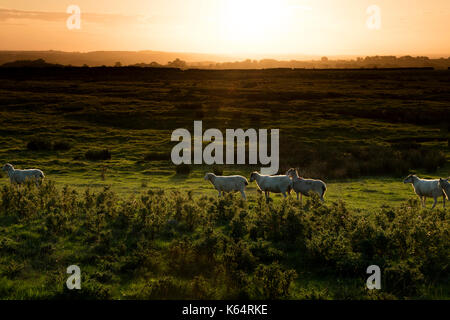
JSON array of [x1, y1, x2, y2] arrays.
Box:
[[286, 168, 326, 203], [404, 174, 445, 209], [249, 171, 292, 203], [2, 163, 45, 186], [204, 172, 249, 200]]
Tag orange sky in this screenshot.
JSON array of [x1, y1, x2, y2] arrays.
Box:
[[0, 0, 449, 57]]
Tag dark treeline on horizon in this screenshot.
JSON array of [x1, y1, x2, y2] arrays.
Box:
[[190, 55, 450, 70], [0, 51, 449, 70]]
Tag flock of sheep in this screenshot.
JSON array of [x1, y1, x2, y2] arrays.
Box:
[[204, 169, 326, 204], [2, 163, 450, 209], [204, 170, 450, 208]]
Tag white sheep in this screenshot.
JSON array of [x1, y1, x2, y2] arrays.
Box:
[[286, 168, 326, 203], [403, 174, 445, 209], [2, 163, 45, 186], [249, 171, 292, 203], [204, 173, 249, 200], [438, 178, 450, 200]]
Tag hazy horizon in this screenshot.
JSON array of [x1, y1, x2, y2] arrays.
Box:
[[0, 49, 449, 63], [1, 0, 449, 57]]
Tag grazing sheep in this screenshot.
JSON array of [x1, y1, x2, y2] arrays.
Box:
[[249, 171, 292, 203], [403, 174, 445, 209], [438, 178, 450, 200], [204, 172, 248, 200], [2, 163, 45, 186], [286, 168, 326, 203]]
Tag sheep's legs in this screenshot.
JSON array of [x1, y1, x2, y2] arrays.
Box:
[[431, 197, 437, 209], [240, 190, 246, 201], [443, 195, 446, 208], [218, 191, 221, 197], [296, 192, 299, 200], [422, 196, 426, 208]]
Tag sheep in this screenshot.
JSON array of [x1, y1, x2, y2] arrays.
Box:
[[403, 174, 445, 209], [204, 172, 248, 200], [286, 168, 326, 204], [438, 178, 450, 201], [2, 163, 45, 187], [249, 171, 292, 203]]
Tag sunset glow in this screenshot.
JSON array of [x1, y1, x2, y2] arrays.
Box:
[[0, 0, 449, 57], [219, 0, 291, 48]]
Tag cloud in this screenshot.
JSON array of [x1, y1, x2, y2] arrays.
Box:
[[0, 8, 144, 25]]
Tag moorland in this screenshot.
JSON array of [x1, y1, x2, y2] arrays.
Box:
[[0, 66, 448, 299]]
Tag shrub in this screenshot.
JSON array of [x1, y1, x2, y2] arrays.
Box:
[[212, 165, 224, 176], [26, 138, 52, 151], [167, 239, 199, 277], [280, 143, 447, 179], [190, 275, 215, 299], [85, 149, 111, 161], [123, 277, 187, 299], [53, 140, 72, 151], [422, 150, 446, 173], [144, 152, 169, 161], [252, 263, 297, 299], [0, 180, 448, 300], [175, 164, 191, 175], [57, 278, 113, 300], [1, 261, 24, 278], [384, 261, 424, 296]]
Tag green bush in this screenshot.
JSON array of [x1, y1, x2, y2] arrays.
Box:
[[0, 181, 448, 299], [175, 163, 191, 175], [212, 165, 224, 176], [279, 144, 447, 179], [85, 149, 111, 161], [144, 152, 169, 161], [53, 140, 72, 151], [26, 138, 72, 151], [27, 138, 52, 151], [252, 263, 297, 299]]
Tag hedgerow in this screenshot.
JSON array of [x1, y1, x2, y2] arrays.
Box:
[[0, 181, 448, 299]]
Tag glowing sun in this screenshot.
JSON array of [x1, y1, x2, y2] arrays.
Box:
[[219, 0, 289, 49]]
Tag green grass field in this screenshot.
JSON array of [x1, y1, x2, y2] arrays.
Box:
[[15, 167, 447, 211], [0, 67, 448, 299], [0, 68, 448, 209]]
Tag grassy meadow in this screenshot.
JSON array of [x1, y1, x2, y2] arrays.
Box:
[[0, 67, 448, 299]]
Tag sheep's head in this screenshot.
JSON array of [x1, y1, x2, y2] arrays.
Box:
[[403, 174, 416, 184], [440, 178, 450, 200], [2, 163, 13, 172], [204, 173, 214, 181], [439, 178, 449, 188], [249, 172, 258, 182], [286, 168, 297, 178]]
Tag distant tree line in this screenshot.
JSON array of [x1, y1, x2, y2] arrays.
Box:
[[112, 55, 450, 70], [2, 55, 449, 70], [191, 56, 450, 70]]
